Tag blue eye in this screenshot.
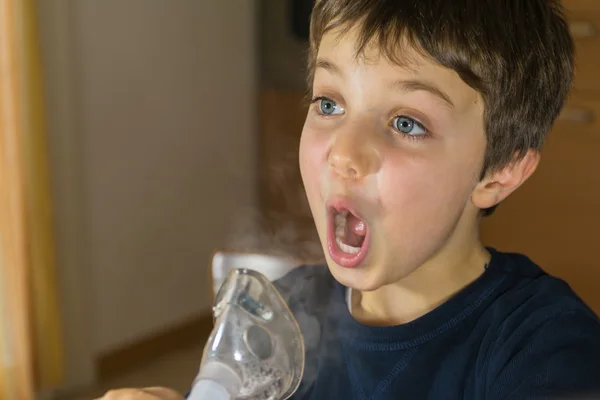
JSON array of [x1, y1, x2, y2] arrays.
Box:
[[393, 116, 427, 136], [315, 97, 344, 115]]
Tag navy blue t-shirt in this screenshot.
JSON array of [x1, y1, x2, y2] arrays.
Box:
[[274, 249, 600, 399]]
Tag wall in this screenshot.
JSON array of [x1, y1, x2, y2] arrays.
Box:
[[259, 0, 308, 90], [37, 0, 257, 388], [37, 0, 97, 390]]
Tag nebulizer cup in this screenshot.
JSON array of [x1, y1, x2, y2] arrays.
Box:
[[187, 268, 305, 400]]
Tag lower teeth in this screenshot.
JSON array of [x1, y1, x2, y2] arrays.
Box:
[[336, 237, 360, 255], [334, 210, 362, 255]]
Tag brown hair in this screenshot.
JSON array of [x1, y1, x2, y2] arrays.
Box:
[[307, 0, 575, 215]]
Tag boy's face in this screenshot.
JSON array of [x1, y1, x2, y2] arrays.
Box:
[[299, 27, 488, 291]]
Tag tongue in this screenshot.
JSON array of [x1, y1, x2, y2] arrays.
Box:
[[344, 213, 366, 247]]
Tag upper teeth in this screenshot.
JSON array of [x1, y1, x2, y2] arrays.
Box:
[[334, 211, 347, 238], [335, 213, 346, 227], [334, 211, 360, 254], [334, 210, 360, 254]]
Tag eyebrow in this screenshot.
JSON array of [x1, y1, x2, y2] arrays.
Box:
[[394, 79, 455, 109], [394, 79, 454, 108], [316, 58, 455, 109], [315, 58, 344, 78]]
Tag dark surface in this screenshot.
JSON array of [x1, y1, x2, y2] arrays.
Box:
[[290, 0, 313, 41], [275, 249, 600, 399]]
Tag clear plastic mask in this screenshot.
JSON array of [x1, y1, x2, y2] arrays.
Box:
[[188, 268, 305, 400]]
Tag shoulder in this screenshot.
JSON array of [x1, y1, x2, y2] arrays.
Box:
[[490, 250, 598, 325], [484, 250, 600, 398], [489, 250, 600, 342], [486, 304, 600, 398]]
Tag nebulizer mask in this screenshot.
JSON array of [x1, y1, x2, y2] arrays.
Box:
[[188, 269, 305, 400]]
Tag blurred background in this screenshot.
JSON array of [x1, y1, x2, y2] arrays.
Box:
[[0, 0, 597, 399], [0, 0, 317, 398]]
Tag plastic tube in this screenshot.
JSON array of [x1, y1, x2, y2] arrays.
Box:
[[187, 361, 241, 400], [187, 379, 231, 400]]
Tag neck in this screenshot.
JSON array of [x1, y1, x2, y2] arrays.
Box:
[[352, 214, 490, 327]]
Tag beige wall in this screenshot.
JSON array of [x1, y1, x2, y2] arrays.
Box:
[[38, 0, 257, 390]]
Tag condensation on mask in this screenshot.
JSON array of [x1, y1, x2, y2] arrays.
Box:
[[187, 269, 305, 400]]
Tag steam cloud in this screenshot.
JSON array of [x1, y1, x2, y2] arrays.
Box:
[[225, 150, 324, 265], [221, 149, 331, 397]]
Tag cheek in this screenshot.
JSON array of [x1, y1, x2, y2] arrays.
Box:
[[299, 127, 328, 198], [379, 152, 477, 228]]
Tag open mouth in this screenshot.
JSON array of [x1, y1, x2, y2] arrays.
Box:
[[327, 202, 370, 268]]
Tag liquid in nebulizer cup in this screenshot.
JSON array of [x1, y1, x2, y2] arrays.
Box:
[[188, 269, 305, 400]]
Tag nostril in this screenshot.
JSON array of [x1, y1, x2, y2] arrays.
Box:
[[330, 162, 358, 179], [329, 156, 359, 179], [346, 167, 358, 178], [335, 165, 359, 179]]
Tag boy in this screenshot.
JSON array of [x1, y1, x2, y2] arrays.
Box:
[[102, 0, 600, 399]]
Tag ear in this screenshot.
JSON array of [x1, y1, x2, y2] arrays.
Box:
[[471, 149, 540, 211]]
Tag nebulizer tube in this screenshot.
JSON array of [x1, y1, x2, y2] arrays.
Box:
[[187, 269, 305, 400]]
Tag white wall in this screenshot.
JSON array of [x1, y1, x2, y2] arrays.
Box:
[[38, 0, 257, 387]]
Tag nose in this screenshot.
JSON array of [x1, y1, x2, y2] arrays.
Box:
[[328, 128, 379, 180]]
